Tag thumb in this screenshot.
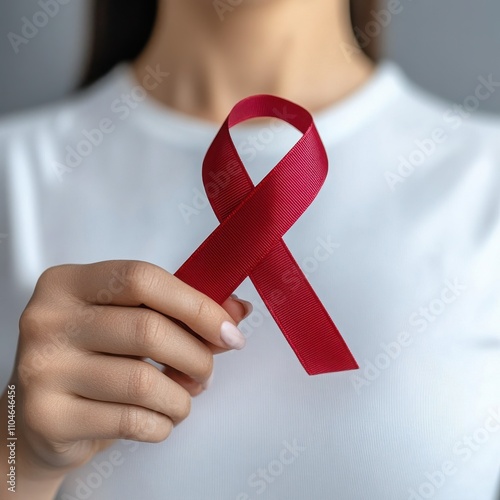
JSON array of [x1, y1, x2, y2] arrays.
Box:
[[221, 294, 253, 324]]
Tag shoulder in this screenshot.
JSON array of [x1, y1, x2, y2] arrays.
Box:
[[382, 67, 500, 291], [396, 68, 500, 151], [0, 65, 147, 190], [381, 66, 500, 192], [0, 65, 133, 168]]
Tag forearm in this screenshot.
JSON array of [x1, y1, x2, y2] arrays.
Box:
[[1, 386, 65, 500]]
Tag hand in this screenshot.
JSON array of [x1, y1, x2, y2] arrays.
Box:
[[5, 260, 251, 493]]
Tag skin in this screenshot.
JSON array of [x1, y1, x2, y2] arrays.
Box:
[[1, 262, 251, 498], [1, 1, 374, 498], [135, 0, 375, 123]]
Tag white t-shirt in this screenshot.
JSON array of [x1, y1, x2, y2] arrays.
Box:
[[0, 61, 499, 500]]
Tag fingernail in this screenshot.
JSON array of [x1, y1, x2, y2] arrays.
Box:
[[202, 371, 214, 391], [230, 294, 253, 319], [220, 321, 246, 350]]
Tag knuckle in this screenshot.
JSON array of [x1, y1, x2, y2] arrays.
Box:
[[20, 268, 74, 341], [17, 344, 64, 389], [118, 406, 153, 441], [127, 364, 156, 401], [194, 348, 214, 380], [193, 297, 214, 324], [17, 351, 40, 387], [36, 265, 59, 288], [19, 306, 44, 338], [19, 304, 61, 347], [135, 311, 163, 351], [35, 265, 71, 294], [23, 394, 52, 438], [125, 261, 156, 298]]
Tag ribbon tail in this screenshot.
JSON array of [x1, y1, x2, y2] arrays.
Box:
[[250, 240, 358, 375]]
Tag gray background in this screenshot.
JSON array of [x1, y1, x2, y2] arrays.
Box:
[[0, 0, 500, 116]]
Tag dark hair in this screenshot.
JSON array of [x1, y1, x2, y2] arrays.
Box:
[[81, 0, 379, 87]]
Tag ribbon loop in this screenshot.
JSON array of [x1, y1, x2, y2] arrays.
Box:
[[175, 95, 358, 375]]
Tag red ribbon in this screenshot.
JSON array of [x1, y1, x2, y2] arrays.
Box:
[[175, 95, 358, 375]]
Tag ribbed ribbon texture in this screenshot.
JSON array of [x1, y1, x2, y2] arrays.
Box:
[[175, 94, 358, 375]]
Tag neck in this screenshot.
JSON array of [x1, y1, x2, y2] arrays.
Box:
[[133, 0, 375, 123]]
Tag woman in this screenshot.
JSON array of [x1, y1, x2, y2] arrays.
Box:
[[0, 1, 499, 498]]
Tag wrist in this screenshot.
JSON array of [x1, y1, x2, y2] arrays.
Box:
[[14, 447, 66, 499], [1, 386, 65, 500]]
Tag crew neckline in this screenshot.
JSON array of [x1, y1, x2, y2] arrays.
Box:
[[108, 59, 408, 149]]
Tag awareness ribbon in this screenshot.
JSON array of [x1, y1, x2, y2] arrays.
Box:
[[175, 95, 358, 375]]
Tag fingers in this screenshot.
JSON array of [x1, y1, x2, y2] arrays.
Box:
[[64, 260, 248, 350], [24, 390, 174, 445], [65, 397, 174, 444], [72, 306, 214, 385], [18, 261, 254, 470], [61, 355, 192, 426], [161, 365, 206, 397]]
